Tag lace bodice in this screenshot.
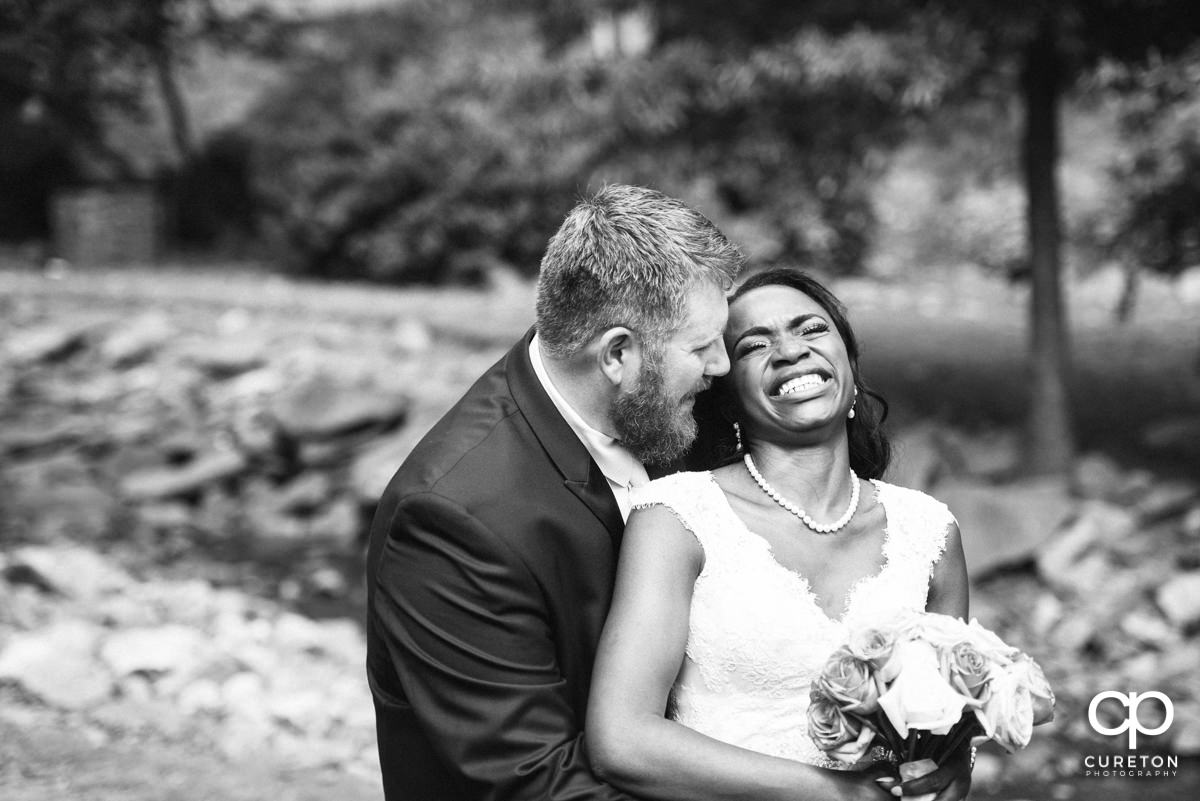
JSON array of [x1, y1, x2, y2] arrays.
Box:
[[630, 471, 953, 768]]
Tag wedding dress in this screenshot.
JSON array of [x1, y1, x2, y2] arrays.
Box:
[[631, 471, 953, 768]]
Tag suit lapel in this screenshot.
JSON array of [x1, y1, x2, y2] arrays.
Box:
[[505, 329, 625, 543]]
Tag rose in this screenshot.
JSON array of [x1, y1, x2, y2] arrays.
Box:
[[979, 667, 1034, 751], [941, 641, 992, 700], [847, 626, 901, 683], [1010, 654, 1055, 725], [965, 617, 1020, 663], [877, 639, 974, 737], [807, 692, 876, 765], [814, 646, 882, 714], [901, 612, 971, 650]]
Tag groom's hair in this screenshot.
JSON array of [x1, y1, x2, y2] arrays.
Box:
[[535, 184, 744, 359]]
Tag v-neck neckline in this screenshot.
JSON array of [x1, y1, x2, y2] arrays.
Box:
[[705, 472, 891, 626]]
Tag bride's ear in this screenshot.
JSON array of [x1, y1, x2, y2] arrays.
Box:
[[596, 327, 639, 388]]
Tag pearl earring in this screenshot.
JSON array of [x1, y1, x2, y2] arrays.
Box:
[[733, 421, 743, 452], [848, 387, 859, 420]]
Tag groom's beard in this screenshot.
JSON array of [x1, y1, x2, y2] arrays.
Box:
[[612, 349, 703, 468]]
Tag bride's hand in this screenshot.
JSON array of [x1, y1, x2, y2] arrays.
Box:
[[894, 742, 972, 801]]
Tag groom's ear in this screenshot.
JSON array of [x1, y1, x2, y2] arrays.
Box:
[[596, 327, 639, 387]]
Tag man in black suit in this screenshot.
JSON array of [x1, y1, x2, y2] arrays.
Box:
[[365, 185, 973, 801], [366, 184, 739, 800]]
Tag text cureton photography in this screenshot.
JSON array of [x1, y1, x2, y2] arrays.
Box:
[[1081, 754, 1179, 779]]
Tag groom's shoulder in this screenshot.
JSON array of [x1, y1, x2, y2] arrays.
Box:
[[393, 350, 529, 499]]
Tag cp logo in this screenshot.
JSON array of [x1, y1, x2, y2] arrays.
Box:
[[1088, 691, 1173, 749]]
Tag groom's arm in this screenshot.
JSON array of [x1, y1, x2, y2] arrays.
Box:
[[368, 490, 636, 801]]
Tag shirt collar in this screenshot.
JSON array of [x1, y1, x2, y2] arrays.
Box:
[[529, 335, 648, 492]]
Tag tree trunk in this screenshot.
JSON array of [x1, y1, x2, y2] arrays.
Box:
[[154, 45, 193, 163], [1020, 13, 1074, 473]]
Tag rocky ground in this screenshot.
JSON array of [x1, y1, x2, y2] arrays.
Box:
[[1, 264, 1198, 800]]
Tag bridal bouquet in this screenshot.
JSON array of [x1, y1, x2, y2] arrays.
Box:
[[807, 612, 1054, 794]]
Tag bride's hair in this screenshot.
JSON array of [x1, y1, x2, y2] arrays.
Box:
[[686, 267, 892, 480]]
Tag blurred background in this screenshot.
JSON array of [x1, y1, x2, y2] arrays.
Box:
[[1, 1, 1199, 799]]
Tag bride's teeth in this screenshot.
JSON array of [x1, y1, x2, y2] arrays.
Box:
[[776, 375, 826, 395]]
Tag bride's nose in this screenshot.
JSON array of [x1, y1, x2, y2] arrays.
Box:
[[772, 334, 810, 365]]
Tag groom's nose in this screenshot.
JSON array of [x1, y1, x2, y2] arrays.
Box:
[[706, 341, 730, 377]]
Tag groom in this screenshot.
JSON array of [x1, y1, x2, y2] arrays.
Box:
[[365, 184, 971, 801]]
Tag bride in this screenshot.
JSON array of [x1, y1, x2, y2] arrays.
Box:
[[586, 268, 971, 801]]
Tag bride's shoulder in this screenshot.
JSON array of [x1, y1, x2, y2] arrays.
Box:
[[638, 470, 717, 493], [869, 479, 955, 526], [632, 470, 721, 515]]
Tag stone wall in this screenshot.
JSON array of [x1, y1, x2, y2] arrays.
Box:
[[52, 185, 161, 267]]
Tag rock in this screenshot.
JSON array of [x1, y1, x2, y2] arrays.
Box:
[[100, 311, 174, 365], [1029, 593, 1064, 637], [1184, 505, 1200, 538], [1070, 452, 1126, 501], [226, 405, 288, 463], [0, 414, 87, 455], [273, 614, 362, 658], [391, 318, 433, 355], [941, 427, 1023, 480], [1134, 480, 1200, 522], [937, 477, 1076, 577], [969, 751, 1005, 791], [1171, 702, 1200, 756], [6, 545, 132, 603], [348, 428, 423, 502], [308, 495, 362, 548], [119, 447, 248, 500], [6, 322, 90, 363], [0, 620, 111, 709], [1141, 416, 1200, 458], [306, 565, 349, 597], [275, 472, 333, 513], [886, 423, 946, 492], [267, 686, 330, 734], [1035, 502, 1136, 595], [90, 697, 188, 739], [136, 501, 192, 531], [13, 483, 118, 542], [1156, 572, 1200, 629], [177, 678, 224, 715], [1120, 608, 1179, 647], [99, 624, 207, 678], [180, 337, 267, 378], [270, 370, 409, 440]]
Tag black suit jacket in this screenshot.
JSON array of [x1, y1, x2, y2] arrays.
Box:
[[366, 329, 637, 801]]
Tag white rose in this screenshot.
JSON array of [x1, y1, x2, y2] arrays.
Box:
[[964, 618, 1019, 663], [877, 639, 974, 737], [980, 667, 1034, 752], [901, 612, 971, 651]]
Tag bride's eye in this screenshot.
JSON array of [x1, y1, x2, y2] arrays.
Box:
[[800, 320, 829, 336], [738, 340, 768, 357]]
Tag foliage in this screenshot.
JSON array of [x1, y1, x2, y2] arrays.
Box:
[[1104, 46, 1200, 274], [245, 1, 978, 280], [0, 0, 276, 241]]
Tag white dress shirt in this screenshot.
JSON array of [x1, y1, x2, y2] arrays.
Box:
[[529, 335, 649, 521]]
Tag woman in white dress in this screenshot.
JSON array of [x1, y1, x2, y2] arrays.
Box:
[[586, 269, 971, 801]]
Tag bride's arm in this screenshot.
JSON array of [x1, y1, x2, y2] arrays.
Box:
[[926, 521, 968, 619], [586, 505, 882, 801]]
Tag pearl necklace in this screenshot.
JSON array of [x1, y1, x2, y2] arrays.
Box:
[[743, 453, 861, 534]]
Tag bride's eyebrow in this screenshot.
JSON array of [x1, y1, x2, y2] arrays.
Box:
[[733, 314, 821, 346]]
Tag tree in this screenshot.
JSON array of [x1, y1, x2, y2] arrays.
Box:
[[927, 1, 1200, 472], [637, 0, 1200, 473], [0, 0, 275, 175]]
